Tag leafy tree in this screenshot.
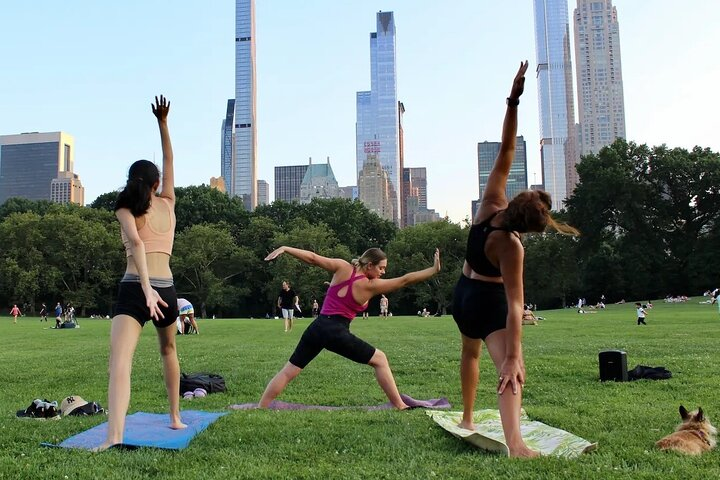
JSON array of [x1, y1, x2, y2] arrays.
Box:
[[385, 220, 466, 315], [523, 233, 580, 308], [0, 197, 54, 221], [172, 223, 256, 317], [88, 191, 120, 211], [174, 185, 250, 234]]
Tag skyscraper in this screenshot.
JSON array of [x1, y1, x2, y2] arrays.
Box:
[[274, 165, 309, 203], [221, 99, 235, 190], [234, 0, 257, 210], [358, 154, 394, 222], [0, 132, 83, 204], [477, 137, 528, 201], [356, 11, 401, 225], [299, 158, 340, 203], [534, 0, 578, 209], [50, 171, 84, 205], [256, 179, 269, 206], [573, 0, 626, 156]]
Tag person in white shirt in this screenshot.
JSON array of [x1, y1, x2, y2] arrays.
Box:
[[636, 302, 647, 325]]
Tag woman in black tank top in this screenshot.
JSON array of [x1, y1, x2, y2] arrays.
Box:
[[452, 63, 578, 458]]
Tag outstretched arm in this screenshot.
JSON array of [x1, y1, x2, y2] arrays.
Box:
[[365, 249, 441, 296], [478, 61, 528, 218], [265, 246, 348, 273], [152, 95, 175, 202]]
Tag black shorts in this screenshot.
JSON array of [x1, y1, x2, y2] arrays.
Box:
[[289, 314, 377, 369], [452, 274, 507, 340], [113, 281, 178, 328]]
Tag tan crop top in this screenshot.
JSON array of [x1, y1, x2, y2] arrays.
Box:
[[121, 196, 176, 257]]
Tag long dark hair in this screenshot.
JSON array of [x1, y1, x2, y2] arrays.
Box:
[[114, 160, 160, 217], [503, 190, 579, 235]]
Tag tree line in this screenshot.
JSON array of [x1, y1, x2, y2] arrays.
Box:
[[1, 139, 718, 316]]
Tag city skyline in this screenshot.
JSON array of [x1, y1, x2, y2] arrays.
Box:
[[1, 1, 718, 223]]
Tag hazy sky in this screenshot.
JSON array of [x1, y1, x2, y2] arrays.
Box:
[[1, 1, 718, 223]]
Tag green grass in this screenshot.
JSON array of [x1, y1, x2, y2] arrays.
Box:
[[2, 299, 720, 479]]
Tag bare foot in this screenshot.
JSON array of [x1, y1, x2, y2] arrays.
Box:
[[396, 403, 410, 410], [170, 420, 187, 430], [91, 442, 116, 452], [457, 420, 476, 431], [508, 445, 541, 458]]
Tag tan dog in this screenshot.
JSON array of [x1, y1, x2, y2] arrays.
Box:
[[656, 406, 717, 455]]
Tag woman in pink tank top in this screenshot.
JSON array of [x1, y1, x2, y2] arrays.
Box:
[[259, 245, 441, 410]]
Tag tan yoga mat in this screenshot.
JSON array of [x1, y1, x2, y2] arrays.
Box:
[[427, 409, 597, 458]]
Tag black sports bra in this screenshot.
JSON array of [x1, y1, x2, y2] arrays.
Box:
[[465, 211, 517, 277]]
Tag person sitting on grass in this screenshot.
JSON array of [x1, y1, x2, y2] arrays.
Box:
[[259, 246, 441, 410]]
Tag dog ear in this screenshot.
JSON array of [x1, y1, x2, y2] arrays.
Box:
[[679, 405, 689, 420], [696, 407, 704, 422]]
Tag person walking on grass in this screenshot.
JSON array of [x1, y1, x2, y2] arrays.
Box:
[[452, 61, 579, 458], [636, 302, 648, 325], [278, 281, 298, 332], [98, 95, 185, 451], [259, 246, 441, 410], [39, 303, 48, 322], [10, 304, 21, 324]]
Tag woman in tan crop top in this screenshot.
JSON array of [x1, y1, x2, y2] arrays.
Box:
[[452, 63, 578, 457], [98, 95, 185, 451]]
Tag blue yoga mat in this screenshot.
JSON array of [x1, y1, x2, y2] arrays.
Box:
[[44, 410, 227, 450]]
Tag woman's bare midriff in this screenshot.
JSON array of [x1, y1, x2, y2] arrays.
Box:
[[462, 261, 503, 284], [125, 252, 172, 278]]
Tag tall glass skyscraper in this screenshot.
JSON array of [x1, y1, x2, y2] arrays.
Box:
[[477, 137, 528, 201], [574, 0, 626, 156], [234, 0, 257, 210], [534, 0, 578, 209], [356, 11, 401, 225], [221, 99, 235, 189]]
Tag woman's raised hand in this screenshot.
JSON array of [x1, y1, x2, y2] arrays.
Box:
[[152, 95, 170, 122], [509, 60, 529, 100], [265, 246, 286, 261], [433, 248, 441, 273]]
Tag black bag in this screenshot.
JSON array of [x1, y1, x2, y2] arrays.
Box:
[[179, 373, 226, 395], [627, 365, 672, 381]]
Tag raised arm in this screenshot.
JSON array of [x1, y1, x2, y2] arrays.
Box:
[[365, 249, 441, 297], [478, 61, 529, 217], [116, 209, 168, 320], [265, 246, 349, 273], [152, 95, 174, 202]]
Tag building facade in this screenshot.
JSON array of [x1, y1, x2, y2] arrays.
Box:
[[50, 171, 84, 205], [299, 158, 340, 203], [357, 154, 394, 222], [221, 99, 235, 190], [573, 0, 626, 156], [0, 132, 84, 204], [534, 0, 578, 209], [477, 136, 528, 201], [274, 165, 309, 203], [356, 11, 401, 225], [234, 0, 257, 210], [256, 179, 269, 206]]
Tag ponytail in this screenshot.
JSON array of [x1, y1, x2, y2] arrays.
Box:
[[114, 159, 160, 217]]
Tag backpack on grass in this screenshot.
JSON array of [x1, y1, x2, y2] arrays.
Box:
[[179, 373, 226, 395]]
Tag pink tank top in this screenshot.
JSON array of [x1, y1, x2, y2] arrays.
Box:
[[320, 274, 368, 320]]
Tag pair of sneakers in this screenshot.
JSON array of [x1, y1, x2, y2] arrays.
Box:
[[182, 388, 207, 400], [17, 399, 60, 420]]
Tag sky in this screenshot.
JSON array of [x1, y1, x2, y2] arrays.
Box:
[[1, 1, 719, 223]]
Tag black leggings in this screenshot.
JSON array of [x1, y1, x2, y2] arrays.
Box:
[[289, 315, 376, 369], [452, 274, 508, 340]]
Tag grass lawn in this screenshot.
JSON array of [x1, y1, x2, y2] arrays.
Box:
[[1, 299, 719, 479]]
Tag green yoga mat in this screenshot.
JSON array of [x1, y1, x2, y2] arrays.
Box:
[[427, 409, 597, 458]]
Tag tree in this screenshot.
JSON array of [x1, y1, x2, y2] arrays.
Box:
[[523, 233, 580, 308], [88, 191, 119, 211], [174, 186, 250, 234], [385, 220, 466, 315], [0, 197, 54, 221], [172, 223, 256, 317]]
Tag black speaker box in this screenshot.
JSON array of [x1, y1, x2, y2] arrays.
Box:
[[599, 350, 627, 381]]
